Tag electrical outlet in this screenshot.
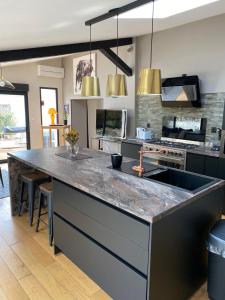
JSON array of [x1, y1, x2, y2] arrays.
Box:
[[211, 127, 217, 133]]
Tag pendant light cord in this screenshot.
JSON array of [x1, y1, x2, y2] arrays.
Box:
[[150, 0, 155, 69], [89, 24, 92, 68]]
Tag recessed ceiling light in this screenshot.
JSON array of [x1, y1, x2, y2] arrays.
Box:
[[118, 0, 219, 19]]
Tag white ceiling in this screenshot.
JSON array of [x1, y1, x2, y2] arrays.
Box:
[[1, 0, 225, 51]]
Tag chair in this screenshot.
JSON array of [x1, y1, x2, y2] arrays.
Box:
[[18, 172, 50, 226], [35, 182, 53, 246], [0, 167, 3, 187]]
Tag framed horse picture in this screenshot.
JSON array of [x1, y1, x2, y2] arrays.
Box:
[[73, 53, 96, 95]]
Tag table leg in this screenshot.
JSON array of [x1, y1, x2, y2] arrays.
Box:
[[49, 128, 52, 147], [61, 128, 65, 146]]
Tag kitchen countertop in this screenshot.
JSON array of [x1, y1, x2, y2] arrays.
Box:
[[8, 147, 225, 223], [187, 147, 222, 158], [123, 138, 153, 145], [124, 138, 224, 158]]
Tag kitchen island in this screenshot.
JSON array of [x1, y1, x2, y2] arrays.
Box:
[[8, 147, 225, 300]]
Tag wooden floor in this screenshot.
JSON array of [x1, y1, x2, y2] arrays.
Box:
[[0, 197, 209, 300], [0, 197, 112, 300]]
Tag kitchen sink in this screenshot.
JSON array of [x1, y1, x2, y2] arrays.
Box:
[[143, 168, 218, 193], [113, 161, 219, 193]]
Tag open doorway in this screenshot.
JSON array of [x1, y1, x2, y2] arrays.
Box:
[[40, 87, 59, 147], [0, 86, 30, 163]]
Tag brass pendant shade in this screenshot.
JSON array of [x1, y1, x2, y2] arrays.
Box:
[[106, 74, 127, 97], [81, 75, 101, 97], [137, 68, 161, 96]]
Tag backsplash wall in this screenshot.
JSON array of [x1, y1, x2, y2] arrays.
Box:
[[136, 93, 225, 142]]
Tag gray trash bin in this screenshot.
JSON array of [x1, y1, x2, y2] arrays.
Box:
[[207, 220, 225, 300]]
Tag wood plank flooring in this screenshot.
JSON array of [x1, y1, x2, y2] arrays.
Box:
[[0, 197, 209, 299], [0, 197, 111, 300]]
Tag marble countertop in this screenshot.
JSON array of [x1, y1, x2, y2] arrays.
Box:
[[187, 147, 221, 158], [8, 148, 225, 223]]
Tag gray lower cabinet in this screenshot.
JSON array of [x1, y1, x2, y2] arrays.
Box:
[[121, 141, 142, 160], [53, 180, 149, 300], [186, 153, 225, 179], [218, 158, 225, 179], [185, 153, 205, 175]]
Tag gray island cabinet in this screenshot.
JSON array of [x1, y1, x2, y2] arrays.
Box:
[[7, 148, 225, 300]]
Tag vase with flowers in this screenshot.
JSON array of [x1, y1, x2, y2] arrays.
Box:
[[64, 128, 80, 157]]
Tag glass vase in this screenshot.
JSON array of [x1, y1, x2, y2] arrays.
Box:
[[69, 142, 79, 158]]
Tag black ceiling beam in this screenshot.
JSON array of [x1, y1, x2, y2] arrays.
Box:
[[0, 37, 133, 63], [100, 48, 132, 76], [85, 0, 153, 26]]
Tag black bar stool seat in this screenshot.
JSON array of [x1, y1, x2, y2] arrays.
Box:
[[18, 172, 50, 226], [36, 181, 53, 246]]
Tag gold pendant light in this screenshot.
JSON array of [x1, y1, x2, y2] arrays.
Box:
[[81, 25, 101, 97], [137, 0, 161, 96], [106, 74, 127, 97], [81, 75, 100, 97], [106, 14, 127, 97]]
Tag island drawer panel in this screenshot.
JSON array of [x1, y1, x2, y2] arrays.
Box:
[[53, 180, 150, 275], [54, 215, 147, 300]]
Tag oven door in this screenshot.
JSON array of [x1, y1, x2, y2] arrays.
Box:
[[143, 153, 185, 170]]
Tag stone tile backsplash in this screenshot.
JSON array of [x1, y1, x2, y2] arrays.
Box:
[[136, 93, 225, 142]]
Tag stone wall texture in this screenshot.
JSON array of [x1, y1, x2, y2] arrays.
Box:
[[136, 93, 225, 142]]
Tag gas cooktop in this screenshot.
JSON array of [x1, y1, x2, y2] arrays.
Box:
[[145, 140, 199, 150]]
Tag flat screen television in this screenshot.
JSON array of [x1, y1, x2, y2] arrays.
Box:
[[96, 109, 127, 139], [162, 116, 207, 142], [161, 75, 201, 107]]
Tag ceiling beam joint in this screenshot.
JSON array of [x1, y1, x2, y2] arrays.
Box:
[[100, 48, 133, 77]]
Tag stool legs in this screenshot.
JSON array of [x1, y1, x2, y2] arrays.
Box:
[[35, 191, 44, 233], [48, 194, 53, 246], [28, 182, 35, 226], [35, 191, 54, 246]]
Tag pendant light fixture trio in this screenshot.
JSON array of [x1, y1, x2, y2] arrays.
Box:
[[84, 0, 161, 97]]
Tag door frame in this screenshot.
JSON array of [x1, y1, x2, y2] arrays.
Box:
[[39, 87, 59, 147], [0, 83, 30, 163], [39, 87, 59, 125]]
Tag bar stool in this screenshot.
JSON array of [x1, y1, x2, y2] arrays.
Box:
[[18, 172, 50, 226], [0, 167, 3, 187], [35, 182, 53, 246]]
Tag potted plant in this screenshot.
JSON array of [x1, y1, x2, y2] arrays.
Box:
[[64, 128, 79, 157]]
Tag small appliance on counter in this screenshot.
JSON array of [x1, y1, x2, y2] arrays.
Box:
[[136, 127, 154, 140]]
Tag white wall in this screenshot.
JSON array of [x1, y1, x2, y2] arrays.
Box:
[[2, 58, 63, 148], [62, 45, 136, 137], [136, 13, 225, 93]]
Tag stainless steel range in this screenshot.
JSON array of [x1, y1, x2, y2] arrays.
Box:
[[143, 140, 198, 170]]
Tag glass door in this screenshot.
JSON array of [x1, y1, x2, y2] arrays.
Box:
[[0, 93, 29, 162], [40, 87, 58, 147]]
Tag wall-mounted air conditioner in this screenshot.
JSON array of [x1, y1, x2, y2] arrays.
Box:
[[37, 65, 64, 79]]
